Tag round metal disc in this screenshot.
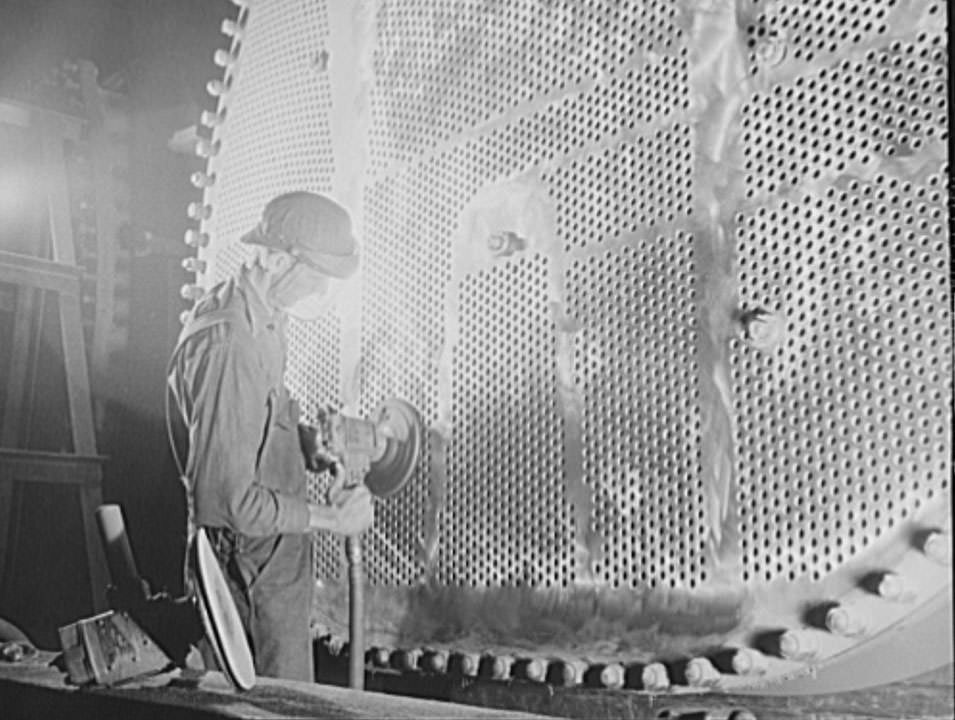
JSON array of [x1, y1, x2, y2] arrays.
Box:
[[194, 528, 256, 691], [365, 398, 424, 498]]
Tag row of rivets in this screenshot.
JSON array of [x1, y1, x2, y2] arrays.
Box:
[[348, 529, 949, 690], [179, 4, 247, 314]]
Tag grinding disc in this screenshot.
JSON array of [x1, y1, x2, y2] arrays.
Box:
[[365, 398, 424, 498], [193, 528, 256, 690]]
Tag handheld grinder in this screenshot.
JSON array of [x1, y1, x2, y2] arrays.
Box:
[[299, 397, 425, 689]]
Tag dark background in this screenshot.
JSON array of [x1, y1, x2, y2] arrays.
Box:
[[1, 0, 234, 644]]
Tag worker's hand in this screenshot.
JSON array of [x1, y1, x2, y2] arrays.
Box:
[[298, 421, 340, 474], [330, 483, 374, 536]]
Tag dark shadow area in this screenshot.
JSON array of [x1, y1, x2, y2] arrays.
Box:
[[663, 658, 690, 687], [710, 647, 740, 674], [0, 0, 232, 650], [750, 629, 786, 659], [622, 662, 646, 690], [0, 483, 89, 648]]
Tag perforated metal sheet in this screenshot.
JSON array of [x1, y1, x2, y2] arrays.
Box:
[[203, 1, 336, 283], [733, 13, 951, 584], [357, 166, 453, 585], [742, 34, 949, 198], [733, 174, 951, 584], [567, 235, 703, 589], [442, 254, 569, 586], [191, 0, 952, 684], [746, 0, 908, 73], [368, 0, 685, 173], [549, 129, 693, 252]]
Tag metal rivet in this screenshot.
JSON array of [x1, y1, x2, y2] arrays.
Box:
[[685, 656, 720, 686], [731, 648, 767, 676], [213, 48, 236, 68], [179, 284, 204, 302], [642, 662, 670, 690], [184, 229, 210, 248], [187, 202, 212, 221], [182, 257, 207, 274], [194, 138, 220, 158], [877, 572, 904, 600], [923, 531, 951, 563], [199, 110, 225, 128], [367, 646, 391, 668], [779, 630, 819, 660], [420, 649, 448, 674], [390, 648, 421, 672], [825, 605, 865, 636], [206, 78, 228, 97], [220, 18, 244, 39], [190, 171, 216, 189]]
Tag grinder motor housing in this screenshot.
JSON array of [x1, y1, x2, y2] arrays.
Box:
[[299, 398, 424, 499]]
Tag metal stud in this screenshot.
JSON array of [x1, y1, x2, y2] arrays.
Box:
[[685, 657, 720, 686], [731, 648, 767, 676], [641, 662, 670, 691], [187, 202, 212, 221], [221, 18, 243, 39], [184, 229, 210, 248], [179, 284, 204, 302], [182, 257, 207, 274], [922, 530, 951, 564], [779, 630, 819, 660], [825, 605, 866, 636]]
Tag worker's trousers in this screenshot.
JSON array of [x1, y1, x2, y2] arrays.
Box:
[[201, 527, 314, 681]]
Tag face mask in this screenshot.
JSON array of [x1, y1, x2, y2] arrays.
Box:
[[268, 257, 334, 319], [284, 286, 338, 321]]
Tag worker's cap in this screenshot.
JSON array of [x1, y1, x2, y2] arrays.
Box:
[[240, 192, 359, 278]]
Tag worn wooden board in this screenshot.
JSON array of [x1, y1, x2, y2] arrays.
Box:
[[0, 652, 551, 720]]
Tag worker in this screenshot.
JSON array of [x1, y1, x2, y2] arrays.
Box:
[[167, 191, 373, 681]]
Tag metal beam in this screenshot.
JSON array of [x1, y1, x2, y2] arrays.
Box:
[[0, 251, 81, 295], [77, 60, 121, 412], [58, 293, 96, 455], [0, 98, 83, 137], [39, 117, 78, 266], [0, 449, 105, 486], [1, 288, 38, 448]]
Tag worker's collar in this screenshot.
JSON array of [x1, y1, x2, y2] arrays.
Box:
[[237, 270, 286, 336]]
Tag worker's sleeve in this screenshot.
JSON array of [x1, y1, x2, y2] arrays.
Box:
[[180, 330, 310, 536]]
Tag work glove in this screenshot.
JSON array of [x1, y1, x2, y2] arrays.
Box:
[[328, 475, 375, 536]]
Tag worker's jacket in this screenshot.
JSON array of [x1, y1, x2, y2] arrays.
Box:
[[167, 271, 310, 540]]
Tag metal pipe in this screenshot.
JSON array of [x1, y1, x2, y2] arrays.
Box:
[[346, 535, 364, 689]]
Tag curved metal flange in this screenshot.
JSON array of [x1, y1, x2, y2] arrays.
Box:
[[739, 586, 953, 695]]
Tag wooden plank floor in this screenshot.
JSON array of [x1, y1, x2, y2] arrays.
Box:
[[0, 652, 550, 720]]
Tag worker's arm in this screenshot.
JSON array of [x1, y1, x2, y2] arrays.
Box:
[[176, 327, 373, 537]]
